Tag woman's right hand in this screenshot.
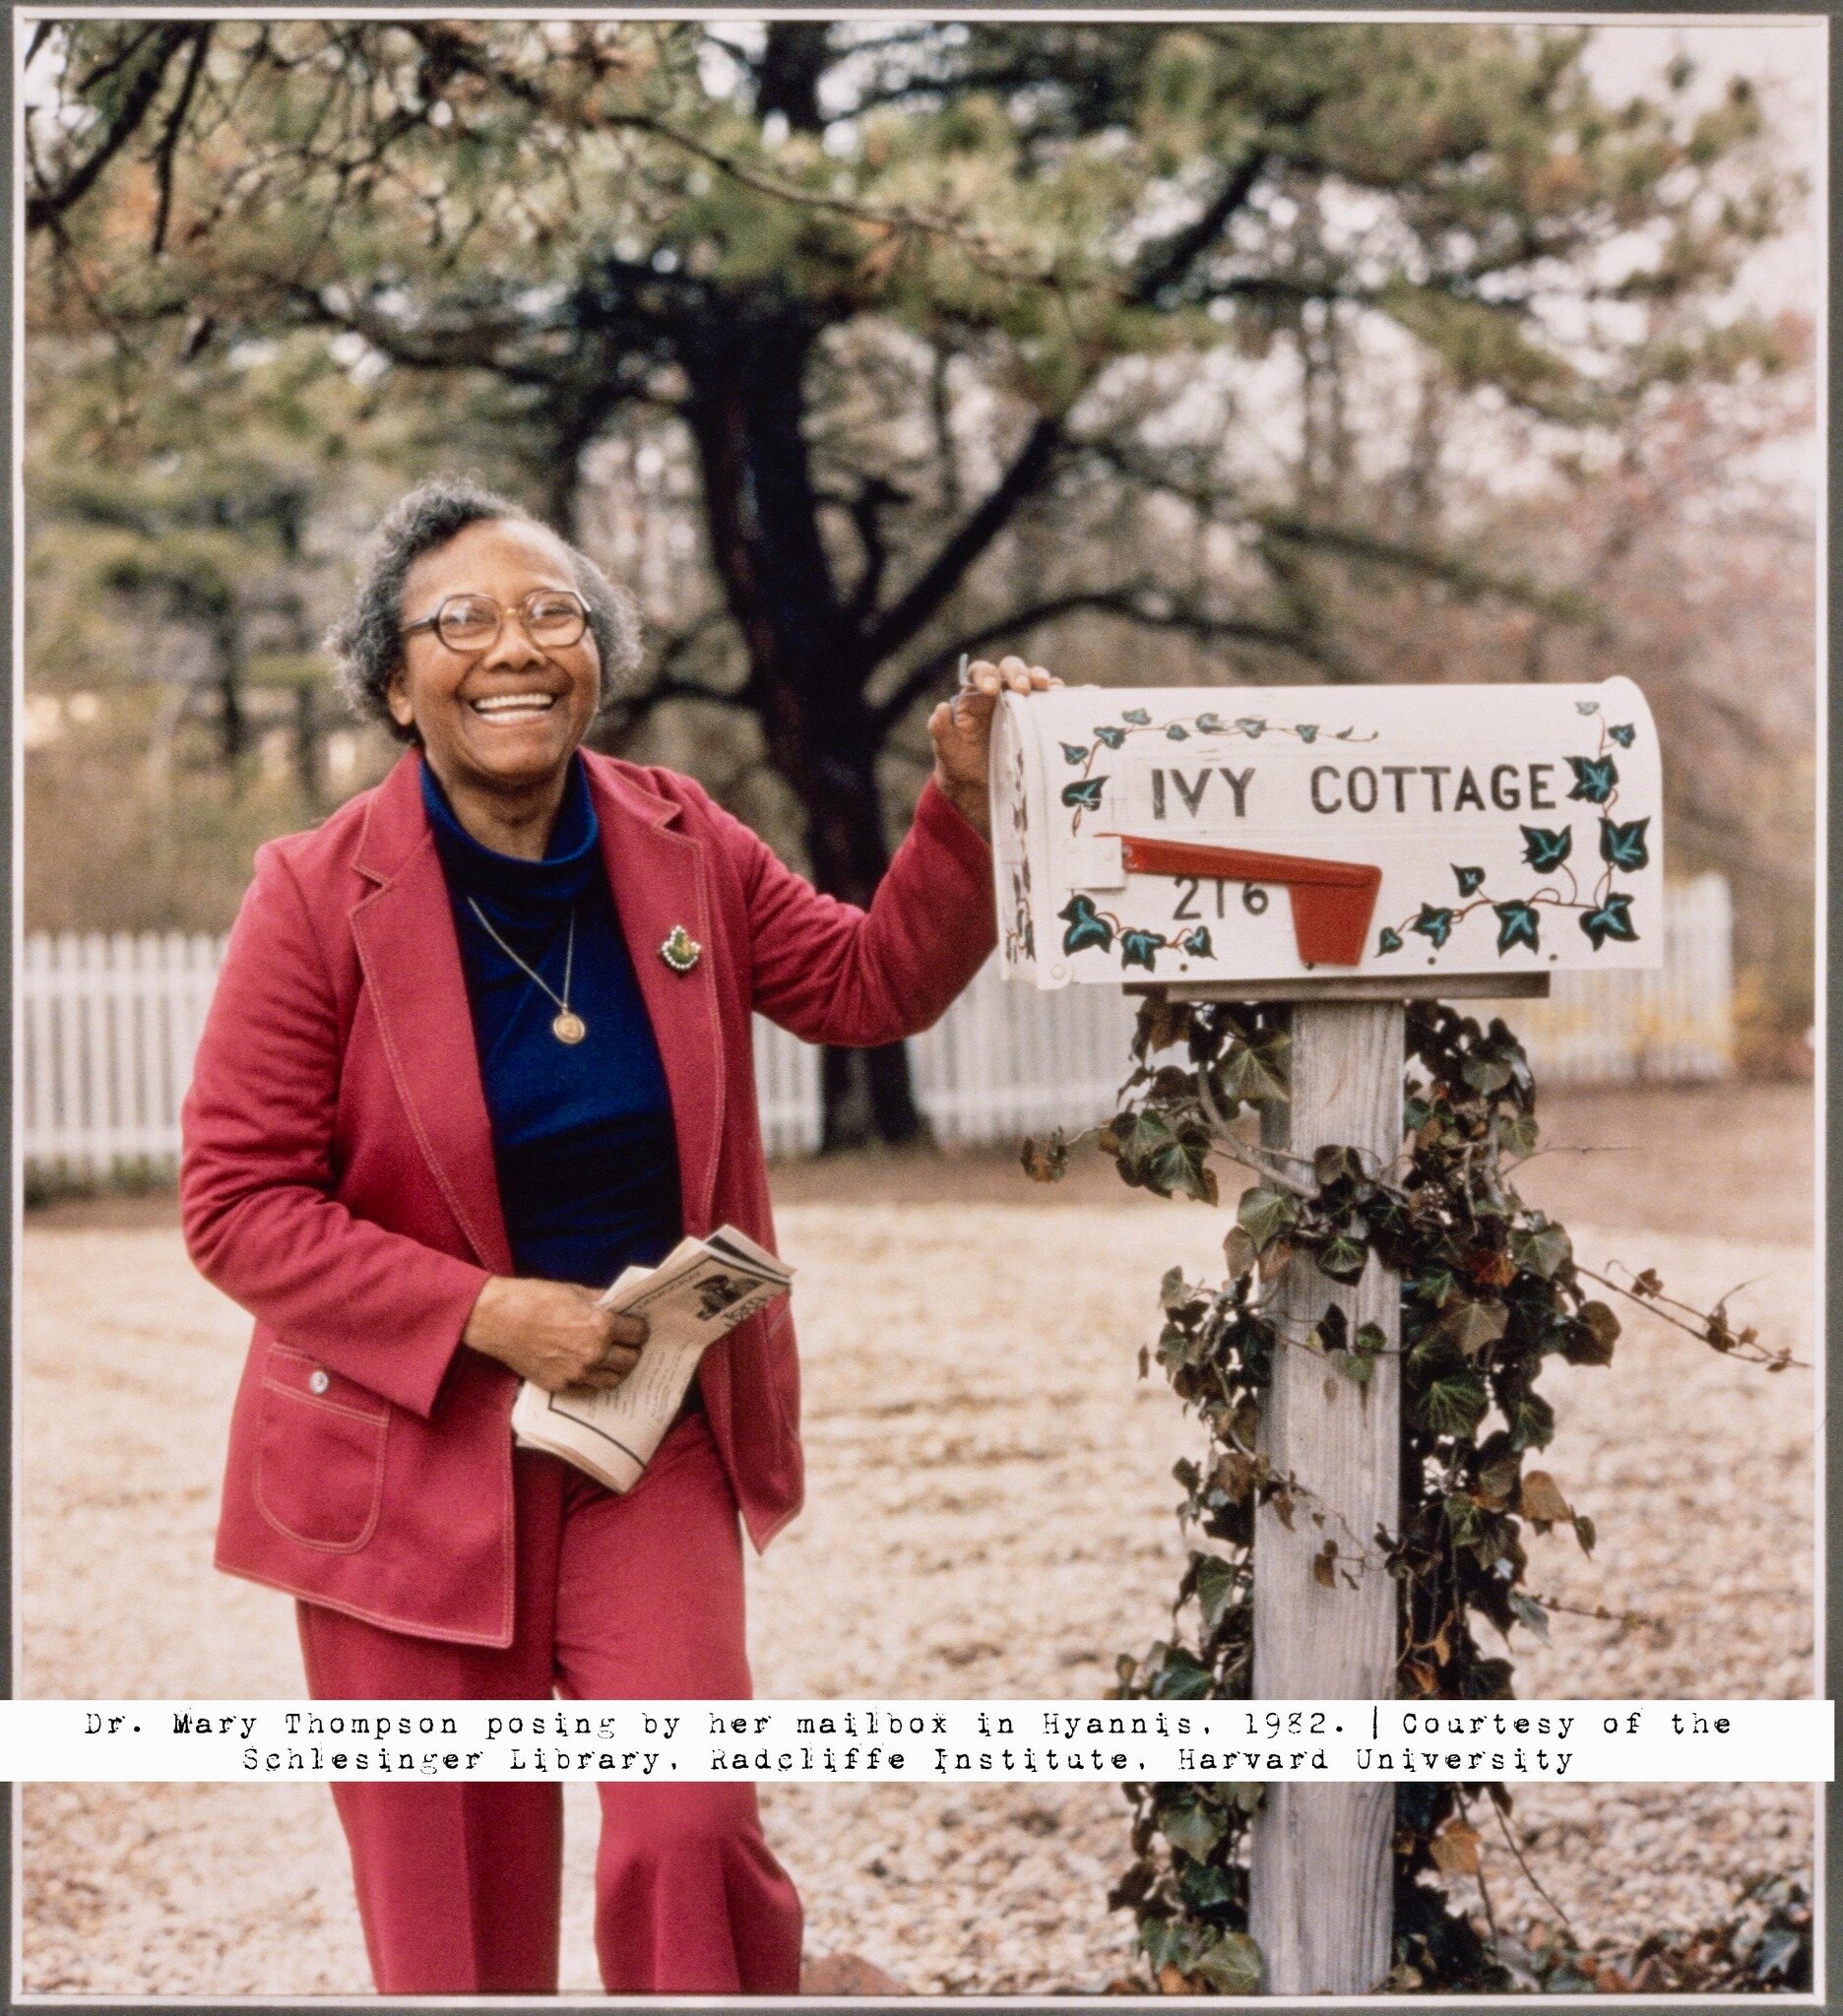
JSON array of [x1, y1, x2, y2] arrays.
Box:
[[462, 1276, 648, 1392]]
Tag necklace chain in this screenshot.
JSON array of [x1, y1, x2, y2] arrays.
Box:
[[465, 898, 584, 1042]]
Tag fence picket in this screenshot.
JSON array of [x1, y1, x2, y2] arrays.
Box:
[[21, 880, 1735, 1180]]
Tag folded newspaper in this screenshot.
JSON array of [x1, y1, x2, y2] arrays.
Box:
[[509, 1227, 793, 1492]]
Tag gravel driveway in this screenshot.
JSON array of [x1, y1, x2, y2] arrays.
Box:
[[19, 1086, 1815, 1995]]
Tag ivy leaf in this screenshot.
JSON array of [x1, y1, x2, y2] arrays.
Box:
[[1578, 892, 1638, 950], [1150, 1651, 1216, 1701], [1493, 901, 1540, 955], [1566, 754, 1619, 804], [1194, 712, 1224, 733], [1217, 1037, 1288, 1104], [1165, 723, 1189, 740], [1058, 894, 1113, 955], [1159, 1797, 1226, 1860], [1476, 1454, 1521, 1508], [1507, 1591, 1551, 1641], [1310, 1540, 1339, 1588], [1311, 1304, 1350, 1354], [1609, 723, 1635, 748], [1189, 1933, 1263, 1996], [1223, 1226, 1257, 1279], [1440, 1299, 1508, 1357], [1139, 1918, 1185, 1975], [1119, 927, 1167, 972], [1412, 904, 1455, 949], [1417, 1371, 1489, 1439], [1572, 1513, 1597, 1555], [1406, 1270, 1459, 1317], [1575, 700, 1600, 716], [1462, 1054, 1513, 1093], [1430, 1818, 1482, 1875], [1520, 824, 1573, 871], [1466, 1246, 1516, 1289], [1316, 1230, 1369, 1283], [1453, 864, 1486, 896], [1511, 1223, 1572, 1280], [1337, 1348, 1376, 1385], [1377, 925, 1404, 955], [1599, 816, 1650, 872], [1177, 925, 1213, 959], [1178, 1859, 1239, 1914], [1517, 1469, 1573, 1524], [1155, 1139, 1216, 1204], [1059, 742, 1089, 765], [1508, 1390, 1557, 1450], [1061, 775, 1108, 811], [1559, 1299, 1619, 1364], [1238, 1183, 1299, 1249], [1121, 708, 1152, 725], [1019, 1133, 1069, 1183], [1295, 724, 1319, 742], [1194, 1553, 1239, 1637], [1494, 1111, 1540, 1159], [1214, 1449, 1258, 1504], [1235, 716, 1267, 737], [1093, 724, 1125, 749]]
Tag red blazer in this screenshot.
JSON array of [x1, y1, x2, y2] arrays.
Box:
[[181, 747, 995, 1647]]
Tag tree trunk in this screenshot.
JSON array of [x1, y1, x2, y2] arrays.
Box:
[[677, 305, 925, 1148], [211, 611, 246, 775], [757, 23, 830, 134], [293, 681, 320, 806]]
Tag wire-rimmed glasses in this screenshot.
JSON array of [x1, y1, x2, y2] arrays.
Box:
[[402, 588, 590, 655]]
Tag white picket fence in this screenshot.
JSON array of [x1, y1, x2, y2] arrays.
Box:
[[20, 874, 1733, 1179]]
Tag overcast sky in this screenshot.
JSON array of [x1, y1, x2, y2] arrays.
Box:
[[1580, 15, 1823, 321]]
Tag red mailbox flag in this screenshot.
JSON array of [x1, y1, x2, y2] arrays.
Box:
[[1114, 836, 1382, 968]]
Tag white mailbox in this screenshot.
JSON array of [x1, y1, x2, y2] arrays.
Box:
[[989, 676, 1662, 989]]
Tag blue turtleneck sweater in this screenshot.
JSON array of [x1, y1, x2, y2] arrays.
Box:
[[420, 755, 682, 1291]]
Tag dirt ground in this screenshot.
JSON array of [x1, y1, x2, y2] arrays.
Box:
[[18, 1082, 1815, 1995]]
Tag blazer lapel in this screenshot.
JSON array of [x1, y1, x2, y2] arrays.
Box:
[[584, 757, 726, 1237], [350, 751, 513, 1277]]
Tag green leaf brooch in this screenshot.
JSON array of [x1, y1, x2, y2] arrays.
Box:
[[660, 925, 702, 973]]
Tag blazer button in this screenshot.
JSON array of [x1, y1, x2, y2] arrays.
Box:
[[308, 1369, 330, 1395]]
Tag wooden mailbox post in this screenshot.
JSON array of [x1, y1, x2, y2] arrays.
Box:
[[990, 677, 1662, 1994]]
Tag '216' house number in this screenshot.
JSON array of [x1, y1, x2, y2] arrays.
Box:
[[987, 677, 1662, 990]]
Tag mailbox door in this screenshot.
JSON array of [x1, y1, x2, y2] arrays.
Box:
[[990, 694, 1050, 983]]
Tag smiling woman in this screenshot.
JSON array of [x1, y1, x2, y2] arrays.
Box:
[[327, 483, 644, 856], [178, 474, 1058, 1997]]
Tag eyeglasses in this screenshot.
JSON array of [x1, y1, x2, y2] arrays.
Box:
[[402, 588, 590, 655]]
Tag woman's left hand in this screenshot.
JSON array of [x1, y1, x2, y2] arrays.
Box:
[[927, 656, 1060, 840]]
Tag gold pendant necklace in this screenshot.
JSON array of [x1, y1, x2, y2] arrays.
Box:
[[466, 899, 585, 1044]]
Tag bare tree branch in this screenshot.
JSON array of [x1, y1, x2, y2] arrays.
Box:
[[1255, 511, 1597, 623], [1130, 146, 1272, 307], [27, 24, 199, 233], [859, 416, 1062, 665], [150, 26, 213, 257], [872, 583, 1370, 732]]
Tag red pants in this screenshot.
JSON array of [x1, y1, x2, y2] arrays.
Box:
[[295, 1412, 803, 1994]]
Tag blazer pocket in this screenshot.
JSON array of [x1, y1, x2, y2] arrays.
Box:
[[759, 1300, 798, 1440], [255, 1346, 390, 1553]]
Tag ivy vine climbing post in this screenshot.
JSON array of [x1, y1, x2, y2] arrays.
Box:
[[989, 675, 1664, 1993], [1247, 997, 1405, 1994]]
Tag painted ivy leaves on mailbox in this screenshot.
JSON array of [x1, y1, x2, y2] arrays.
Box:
[[988, 677, 1662, 987]]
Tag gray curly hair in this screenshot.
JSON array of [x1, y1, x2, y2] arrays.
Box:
[[326, 475, 644, 742]]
